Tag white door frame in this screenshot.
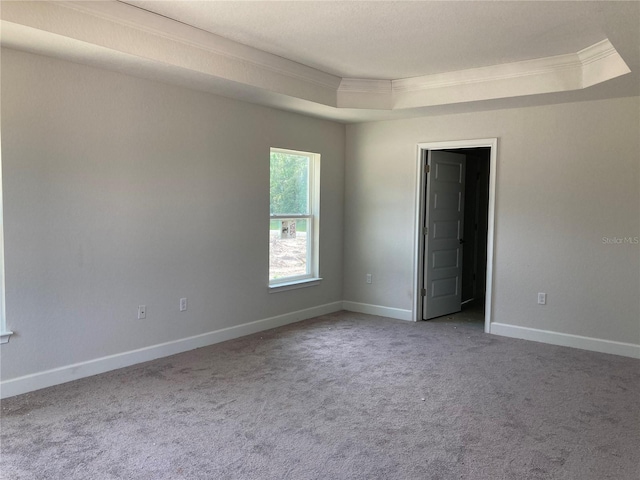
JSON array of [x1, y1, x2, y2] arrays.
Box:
[[413, 138, 498, 333]]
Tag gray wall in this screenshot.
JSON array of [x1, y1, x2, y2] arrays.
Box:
[[2, 46, 639, 385], [344, 97, 640, 344], [1, 49, 345, 380]]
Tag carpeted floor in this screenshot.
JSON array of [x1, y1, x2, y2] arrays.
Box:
[[1, 308, 639, 480]]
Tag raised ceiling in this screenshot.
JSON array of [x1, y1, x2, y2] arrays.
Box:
[[1, 1, 638, 123], [123, 1, 607, 79]]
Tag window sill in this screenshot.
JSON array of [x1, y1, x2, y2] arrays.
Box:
[[1, 331, 14, 344], [269, 277, 322, 293]]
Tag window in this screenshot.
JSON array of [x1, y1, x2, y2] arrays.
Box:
[[269, 148, 320, 288]]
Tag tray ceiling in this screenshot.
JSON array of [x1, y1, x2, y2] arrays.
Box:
[[1, 1, 638, 123]]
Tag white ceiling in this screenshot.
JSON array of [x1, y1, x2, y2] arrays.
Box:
[[123, 0, 606, 79], [1, 1, 639, 123]]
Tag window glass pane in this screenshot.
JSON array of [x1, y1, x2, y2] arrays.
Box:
[[270, 152, 309, 215], [269, 218, 308, 280]]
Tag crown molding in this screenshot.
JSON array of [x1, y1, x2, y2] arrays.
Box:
[[0, 1, 632, 116], [578, 38, 619, 66], [392, 52, 581, 93], [578, 39, 631, 88], [337, 79, 392, 109], [338, 79, 392, 94], [385, 38, 628, 108], [0, 0, 341, 107], [60, 1, 342, 91], [393, 38, 629, 95]]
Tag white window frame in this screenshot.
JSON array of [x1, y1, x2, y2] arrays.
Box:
[[269, 148, 321, 291]]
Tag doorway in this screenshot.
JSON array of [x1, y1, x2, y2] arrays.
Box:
[[413, 139, 497, 333]]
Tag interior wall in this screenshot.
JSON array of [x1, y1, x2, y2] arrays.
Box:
[[344, 96, 640, 345], [0, 48, 345, 381]]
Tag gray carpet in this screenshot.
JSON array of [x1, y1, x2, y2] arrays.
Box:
[[1, 308, 639, 480]]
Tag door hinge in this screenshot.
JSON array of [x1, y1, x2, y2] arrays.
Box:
[[421, 288, 427, 297], [422, 227, 428, 236], [426, 165, 430, 173]]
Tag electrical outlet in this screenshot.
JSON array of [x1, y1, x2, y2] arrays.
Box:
[[537, 293, 546, 305], [180, 297, 187, 312], [366, 274, 372, 284], [138, 305, 146, 319]]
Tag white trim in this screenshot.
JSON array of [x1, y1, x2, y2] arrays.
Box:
[[389, 40, 628, 108], [413, 138, 498, 336], [342, 301, 413, 321], [270, 214, 311, 220], [0, 2, 340, 110], [0, 301, 343, 399], [485, 144, 498, 334], [0, 114, 9, 345], [578, 39, 622, 66], [412, 147, 427, 323], [268, 277, 322, 293], [58, 1, 342, 91], [578, 39, 631, 88], [393, 52, 579, 93], [490, 323, 640, 359], [0, 331, 13, 345], [337, 79, 394, 109], [338, 79, 392, 94]]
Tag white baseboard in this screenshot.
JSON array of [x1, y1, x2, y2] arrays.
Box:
[[0, 301, 343, 399], [490, 322, 640, 359], [342, 301, 413, 321]]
